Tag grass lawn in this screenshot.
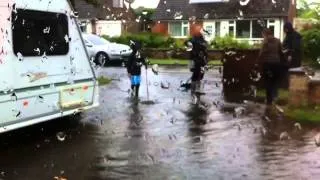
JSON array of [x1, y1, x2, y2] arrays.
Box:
[[256, 89, 289, 105], [149, 59, 222, 66], [256, 88, 320, 123], [284, 106, 320, 123], [97, 76, 112, 86]]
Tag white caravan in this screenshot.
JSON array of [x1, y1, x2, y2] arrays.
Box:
[[0, 0, 99, 133]]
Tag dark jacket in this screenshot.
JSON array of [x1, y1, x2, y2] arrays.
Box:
[[283, 22, 302, 68], [258, 37, 282, 64], [186, 35, 208, 71], [126, 50, 147, 76]]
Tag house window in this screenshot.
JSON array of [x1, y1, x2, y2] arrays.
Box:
[[267, 19, 276, 36], [12, 9, 69, 56], [252, 20, 267, 38], [236, 20, 250, 38], [228, 21, 235, 37], [205, 25, 213, 35], [215, 21, 221, 37], [169, 21, 189, 37]]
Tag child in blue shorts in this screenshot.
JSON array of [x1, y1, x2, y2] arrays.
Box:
[[126, 40, 148, 97]]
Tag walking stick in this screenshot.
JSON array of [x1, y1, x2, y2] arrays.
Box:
[[145, 67, 150, 101]]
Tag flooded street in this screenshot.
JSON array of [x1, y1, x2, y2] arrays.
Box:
[[1, 67, 320, 180]]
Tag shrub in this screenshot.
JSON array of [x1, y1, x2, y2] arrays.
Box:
[[210, 36, 253, 50], [301, 27, 320, 67], [102, 33, 177, 49]]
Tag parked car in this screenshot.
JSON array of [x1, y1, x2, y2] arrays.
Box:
[[82, 33, 132, 66]]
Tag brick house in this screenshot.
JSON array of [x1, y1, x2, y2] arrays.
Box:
[[152, 0, 297, 43], [74, 0, 138, 37]]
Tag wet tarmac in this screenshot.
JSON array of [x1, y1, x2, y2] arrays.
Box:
[[1, 67, 320, 180]]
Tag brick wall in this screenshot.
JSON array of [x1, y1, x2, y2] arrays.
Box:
[[289, 69, 320, 106], [151, 22, 168, 35]]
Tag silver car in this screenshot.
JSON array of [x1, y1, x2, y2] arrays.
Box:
[[82, 33, 132, 66]]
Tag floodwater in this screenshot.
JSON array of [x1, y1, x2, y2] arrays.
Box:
[[0, 67, 320, 180]]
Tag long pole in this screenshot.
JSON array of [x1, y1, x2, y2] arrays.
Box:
[[145, 68, 149, 100]]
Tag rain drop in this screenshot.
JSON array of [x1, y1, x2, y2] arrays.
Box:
[[174, 12, 183, 20], [56, 132, 66, 142], [17, 52, 23, 61], [239, 0, 250, 6], [43, 26, 50, 34]]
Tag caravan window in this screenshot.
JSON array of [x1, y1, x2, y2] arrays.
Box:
[[12, 9, 69, 56]]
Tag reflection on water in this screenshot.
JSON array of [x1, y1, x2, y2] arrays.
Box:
[[0, 67, 320, 180]]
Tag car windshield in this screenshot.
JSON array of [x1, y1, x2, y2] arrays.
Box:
[[85, 34, 109, 45]]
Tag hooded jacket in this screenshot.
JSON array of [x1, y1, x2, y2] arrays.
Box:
[[126, 50, 147, 76], [283, 22, 302, 67]]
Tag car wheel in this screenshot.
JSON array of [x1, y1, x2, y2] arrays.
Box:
[[95, 52, 109, 66]]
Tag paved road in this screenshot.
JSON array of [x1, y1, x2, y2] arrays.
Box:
[[0, 67, 320, 180]]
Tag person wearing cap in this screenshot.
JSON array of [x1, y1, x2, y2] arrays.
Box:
[[283, 22, 302, 68], [257, 28, 284, 105], [126, 40, 148, 98]]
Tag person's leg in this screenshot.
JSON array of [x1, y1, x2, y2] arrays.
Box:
[[135, 75, 141, 97], [263, 64, 273, 105], [272, 64, 283, 101], [135, 85, 140, 97]]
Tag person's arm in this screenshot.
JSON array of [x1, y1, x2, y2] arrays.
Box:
[[257, 41, 267, 64], [292, 33, 302, 52], [127, 55, 133, 74]]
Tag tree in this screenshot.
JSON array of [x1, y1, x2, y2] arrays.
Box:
[[297, 0, 320, 19], [134, 7, 155, 31]]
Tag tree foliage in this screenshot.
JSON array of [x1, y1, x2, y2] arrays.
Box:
[[297, 0, 320, 19]]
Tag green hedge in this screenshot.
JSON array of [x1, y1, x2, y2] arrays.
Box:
[[301, 27, 320, 68], [210, 36, 254, 50], [102, 33, 256, 50], [102, 33, 177, 49]]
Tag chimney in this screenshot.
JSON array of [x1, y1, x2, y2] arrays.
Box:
[[288, 0, 297, 23]]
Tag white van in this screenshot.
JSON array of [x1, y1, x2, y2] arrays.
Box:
[[0, 0, 99, 133]]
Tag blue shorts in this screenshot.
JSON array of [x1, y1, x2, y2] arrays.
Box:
[[131, 75, 141, 86]]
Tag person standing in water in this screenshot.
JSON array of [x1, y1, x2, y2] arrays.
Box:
[[126, 40, 148, 98], [188, 28, 209, 103], [258, 28, 284, 105]]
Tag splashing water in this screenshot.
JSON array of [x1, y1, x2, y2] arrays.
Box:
[[317, 57, 320, 64], [56, 132, 66, 142]]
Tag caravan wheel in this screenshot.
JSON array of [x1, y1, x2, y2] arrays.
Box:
[[95, 52, 109, 66]]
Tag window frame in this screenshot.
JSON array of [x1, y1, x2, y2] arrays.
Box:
[[168, 21, 189, 38], [228, 19, 276, 40]]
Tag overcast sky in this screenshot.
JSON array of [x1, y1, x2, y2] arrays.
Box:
[[129, 0, 318, 9]]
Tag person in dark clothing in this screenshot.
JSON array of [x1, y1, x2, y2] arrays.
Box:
[[185, 29, 208, 103], [283, 22, 302, 68], [126, 40, 148, 97], [258, 28, 284, 105]]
